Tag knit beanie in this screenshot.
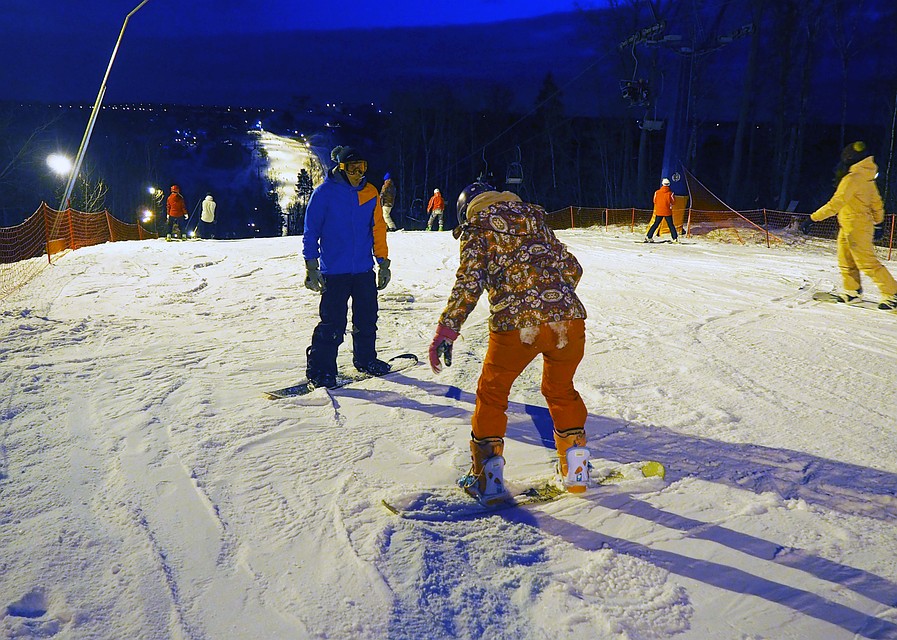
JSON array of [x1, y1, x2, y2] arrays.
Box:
[[840, 141, 872, 167]]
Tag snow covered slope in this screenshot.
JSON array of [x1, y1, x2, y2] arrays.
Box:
[[1, 230, 896, 639]]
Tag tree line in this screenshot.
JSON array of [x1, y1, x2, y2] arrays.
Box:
[[339, 0, 897, 223]]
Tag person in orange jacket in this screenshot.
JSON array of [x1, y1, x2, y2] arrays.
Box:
[[428, 182, 589, 504], [644, 178, 678, 243], [426, 188, 445, 231], [166, 185, 188, 240]]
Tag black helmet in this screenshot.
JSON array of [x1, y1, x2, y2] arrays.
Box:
[[456, 181, 496, 221], [330, 145, 368, 181], [832, 141, 873, 186], [330, 145, 366, 167]]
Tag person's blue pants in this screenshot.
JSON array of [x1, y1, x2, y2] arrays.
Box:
[[306, 270, 379, 376], [647, 215, 678, 239]]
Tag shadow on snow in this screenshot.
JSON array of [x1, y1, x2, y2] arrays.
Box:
[[335, 376, 897, 639]]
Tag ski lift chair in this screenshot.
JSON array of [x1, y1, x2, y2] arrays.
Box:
[[505, 162, 523, 185], [505, 146, 524, 186]]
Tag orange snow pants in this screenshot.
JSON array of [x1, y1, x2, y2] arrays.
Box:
[[471, 319, 587, 440]]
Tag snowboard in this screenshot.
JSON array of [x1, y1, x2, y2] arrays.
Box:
[[263, 353, 418, 399], [812, 291, 893, 312], [381, 483, 567, 521], [381, 460, 666, 521]]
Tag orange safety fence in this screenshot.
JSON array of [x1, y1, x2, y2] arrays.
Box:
[[545, 204, 895, 258], [1, 202, 157, 300]]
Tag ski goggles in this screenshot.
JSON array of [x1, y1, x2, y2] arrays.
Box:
[[342, 161, 368, 177]]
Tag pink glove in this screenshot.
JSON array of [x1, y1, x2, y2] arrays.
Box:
[[429, 325, 459, 373]]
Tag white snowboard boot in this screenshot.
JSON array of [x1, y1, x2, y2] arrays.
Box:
[[459, 436, 511, 505], [554, 428, 590, 493]]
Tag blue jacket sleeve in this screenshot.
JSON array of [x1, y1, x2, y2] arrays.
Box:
[[303, 188, 324, 260]]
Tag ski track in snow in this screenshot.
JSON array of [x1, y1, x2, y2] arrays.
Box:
[[1, 231, 897, 639]]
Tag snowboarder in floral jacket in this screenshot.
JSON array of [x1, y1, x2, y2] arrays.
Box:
[[428, 182, 589, 503]]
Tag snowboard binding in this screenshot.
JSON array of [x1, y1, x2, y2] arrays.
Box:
[[560, 446, 591, 493], [459, 455, 510, 506]]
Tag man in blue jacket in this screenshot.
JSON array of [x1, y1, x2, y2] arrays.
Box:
[[303, 146, 392, 388]]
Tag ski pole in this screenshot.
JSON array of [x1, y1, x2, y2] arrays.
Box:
[[188, 199, 202, 235]]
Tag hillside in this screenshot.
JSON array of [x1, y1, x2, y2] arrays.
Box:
[[2, 229, 896, 638]]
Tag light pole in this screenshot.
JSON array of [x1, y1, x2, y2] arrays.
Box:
[[147, 186, 163, 235], [60, 0, 153, 211]]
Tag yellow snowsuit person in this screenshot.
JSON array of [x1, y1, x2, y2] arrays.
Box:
[[810, 153, 897, 302]]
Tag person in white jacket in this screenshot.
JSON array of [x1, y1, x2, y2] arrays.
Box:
[[199, 194, 217, 239]]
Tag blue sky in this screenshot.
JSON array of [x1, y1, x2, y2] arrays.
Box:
[[3, 0, 590, 35], [0, 0, 601, 104]]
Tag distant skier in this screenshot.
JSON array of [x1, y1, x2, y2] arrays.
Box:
[[302, 145, 393, 388], [801, 141, 897, 310], [426, 188, 445, 231], [198, 193, 216, 239], [166, 185, 188, 240], [428, 182, 590, 504], [379, 173, 398, 231], [644, 178, 678, 243]]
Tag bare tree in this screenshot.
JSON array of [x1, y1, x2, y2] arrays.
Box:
[[59, 163, 109, 213], [777, 0, 823, 210], [830, 0, 864, 150], [727, 0, 765, 205]]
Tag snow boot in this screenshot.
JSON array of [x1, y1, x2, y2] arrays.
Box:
[[306, 369, 336, 389], [836, 288, 862, 304], [354, 358, 391, 376], [643, 236, 653, 243], [306, 346, 337, 389], [554, 428, 590, 493], [459, 435, 510, 505], [879, 294, 897, 310]]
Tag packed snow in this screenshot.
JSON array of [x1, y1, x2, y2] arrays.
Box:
[[2, 225, 897, 639]]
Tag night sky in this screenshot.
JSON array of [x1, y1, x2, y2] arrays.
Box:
[[4, 0, 586, 33], [1, 0, 591, 106]]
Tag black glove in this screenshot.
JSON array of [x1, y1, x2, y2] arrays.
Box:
[[874, 223, 884, 242], [304, 259, 324, 292], [799, 218, 814, 235], [377, 258, 391, 290]]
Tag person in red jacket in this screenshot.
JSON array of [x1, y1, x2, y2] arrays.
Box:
[[426, 188, 445, 231], [166, 185, 188, 240], [645, 178, 678, 243]]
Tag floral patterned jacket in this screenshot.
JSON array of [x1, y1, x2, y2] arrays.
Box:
[[437, 199, 587, 333]]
